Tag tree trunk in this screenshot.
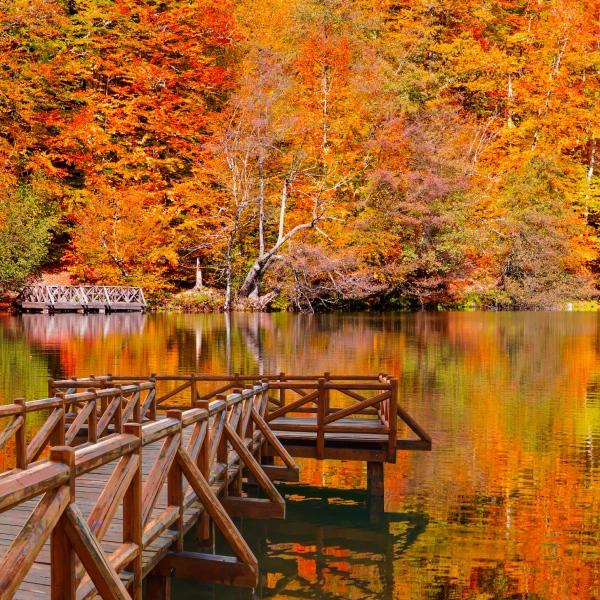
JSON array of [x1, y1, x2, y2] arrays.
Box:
[[193, 258, 203, 291], [238, 259, 264, 299], [258, 155, 265, 257], [224, 237, 234, 311], [237, 218, 319, 299]]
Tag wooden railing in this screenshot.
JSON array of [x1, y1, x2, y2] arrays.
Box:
[[15, 285, 146, 312], [0, 380, 300, 598], [50, 373, 432, 461], [0, 383, 154, 473]]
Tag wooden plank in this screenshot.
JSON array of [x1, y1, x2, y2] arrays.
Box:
[[251, 408, 298, 473], [86, 454, 138, 542], [156, 551, 257, 588], [142, 433, 180, 525], [266, 390, 319, 422], [0, 416, 24, 451], [224, 423, 285, 517], [323, 391, 390, 425], [27, 408, 64, 464], [0, 462, 70, 512]]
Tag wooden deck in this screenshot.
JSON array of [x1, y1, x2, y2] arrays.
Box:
[[2, 423, 261, 599], [73, 373, 432, 463], [268, 416, 430, 461], [15, 285, 146, 313], [0, 373, 431, 599]]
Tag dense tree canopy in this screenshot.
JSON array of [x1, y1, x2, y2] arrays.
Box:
[[0, 185, 57, 292], [1, 0, 598, 309]]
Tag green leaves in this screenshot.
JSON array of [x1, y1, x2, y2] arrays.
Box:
[[0, 184, 57, 292]]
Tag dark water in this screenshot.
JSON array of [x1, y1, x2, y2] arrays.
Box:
[[1, 312, 600, 599]]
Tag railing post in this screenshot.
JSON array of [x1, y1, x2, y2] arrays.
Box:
[[387, 378, 398, 463], [279, 372, 286, 408], [53, 392, 66, 446], [115, 385, 124, 433], [197, 411, 214, 549], [217, 396, 229, 492], [123, 423, 143, 599], [149, 375, 158, 421], [261, 378, 269, 418], [14, 397, 27, 470], [190, 373, 198, 407], [133, 386, 141, 423], [87, 388, 98, 444], [167, 410, 184, 552], [324, 372, 331, 415], [50, 446, 76, 600], [317, 378, 326, 460]]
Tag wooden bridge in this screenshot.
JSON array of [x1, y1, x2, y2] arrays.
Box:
[[0, 373, 431, 599], [15, 285, 146, 313]]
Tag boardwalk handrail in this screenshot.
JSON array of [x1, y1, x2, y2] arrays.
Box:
[[15, 285, 146, 312], [0, 380, 299, 598], [50, 373, 432, 461], [0, 383, 156, 472]]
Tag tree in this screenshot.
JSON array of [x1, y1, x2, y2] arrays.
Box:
[[0, 185, 57, 293]]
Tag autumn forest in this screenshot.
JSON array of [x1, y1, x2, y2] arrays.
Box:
[[1, 0, 599, 311]]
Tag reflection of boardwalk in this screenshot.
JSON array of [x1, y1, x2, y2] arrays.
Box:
[[20, 313, 146, 345], [201, 486, 428, 599]]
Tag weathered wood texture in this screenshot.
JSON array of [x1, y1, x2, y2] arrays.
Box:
[[0, 380, 294, 599], [15, 285, 146, 313]]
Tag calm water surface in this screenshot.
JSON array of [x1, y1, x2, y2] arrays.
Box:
[[1, 312, 599, 599]]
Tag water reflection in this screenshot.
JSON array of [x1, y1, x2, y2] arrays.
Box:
[[1, 312, 600, 597], [175, 485, 428, 600]]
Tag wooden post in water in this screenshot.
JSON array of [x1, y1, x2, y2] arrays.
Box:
[[367, 461, 384, 523], [317, 378, 326, 460]]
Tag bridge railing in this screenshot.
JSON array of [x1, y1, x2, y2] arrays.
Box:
[[50, 374, 432, 461], [16, 284, 147, 311], [0, 383, 153, 473], [0, 380, 296, 597]]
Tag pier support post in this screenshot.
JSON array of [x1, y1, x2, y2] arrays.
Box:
[[367, 461, 384, 523], [367, 461, 384, 498], [146, 571, 172, 600], [196, 513, 215, 552]]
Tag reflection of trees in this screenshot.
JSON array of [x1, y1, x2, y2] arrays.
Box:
[[387, 313, 600, 599], [0, 316, 51, 401], [2, 312, 600, 597]]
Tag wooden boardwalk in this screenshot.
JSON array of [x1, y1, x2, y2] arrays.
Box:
[[15, 286, 146, 313], [90, 374, 432, 463], [0, 373, 431, 599]]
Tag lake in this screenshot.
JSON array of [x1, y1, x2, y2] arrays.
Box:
[[1, 311, 599, 599]]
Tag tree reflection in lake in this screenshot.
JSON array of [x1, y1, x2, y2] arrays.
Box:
[[1, 312, 600, 598]]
